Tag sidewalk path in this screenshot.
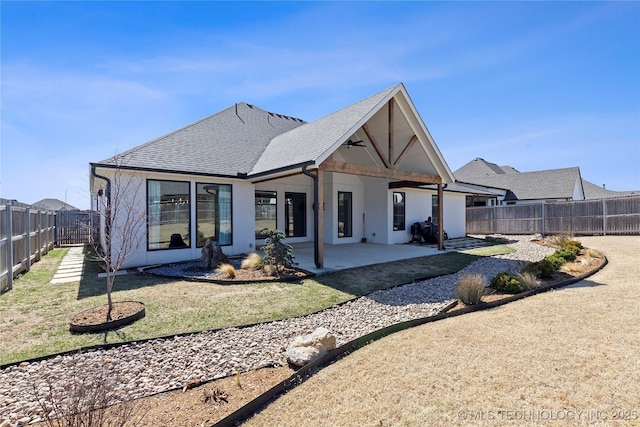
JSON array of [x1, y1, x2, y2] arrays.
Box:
[[242, 235, 640, 427], [50, 246, 85, 284]]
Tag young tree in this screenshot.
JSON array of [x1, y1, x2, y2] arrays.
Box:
[[259, 228, 296, 276], [92, 160, 145, 321]]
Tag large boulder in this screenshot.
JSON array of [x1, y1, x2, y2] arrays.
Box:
[[286, 327, 337, 367], [200, 241, 229, 269]]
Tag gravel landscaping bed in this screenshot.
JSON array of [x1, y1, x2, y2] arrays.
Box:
[[0, 235, 554, 425]]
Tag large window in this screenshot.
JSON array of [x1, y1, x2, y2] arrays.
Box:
[[393, 192, 405, 231], [147, 180, 191, 250], [285, 192, 306, 237], [196, 183, 232, 247], [338, 191, 352, 238], [255, 191, 277, 239]]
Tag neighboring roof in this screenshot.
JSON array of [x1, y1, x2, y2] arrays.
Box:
[[96, 103, 306, 177], [455, 159, 583, 201], [32, 198, 78, 211], [456, 157, 640, 201], [454, 157, 508, 180], [582, 180, 639, 199]]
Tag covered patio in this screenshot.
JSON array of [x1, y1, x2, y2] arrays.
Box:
[[289, 237, 493, 274]]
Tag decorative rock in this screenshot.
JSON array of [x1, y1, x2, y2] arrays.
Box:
[[0, 236, 555, 424], [286, 327, 337, 367], [200, 241, 229, 269]]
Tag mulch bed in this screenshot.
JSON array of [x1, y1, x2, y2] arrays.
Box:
[[69, 301, 146, 333]]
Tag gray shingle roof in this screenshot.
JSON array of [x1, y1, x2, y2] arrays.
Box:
[[582, 180, 639, 199], [94, 83, 453, 183], [454, 157, 508, 180], [455, 159, 584, 201], [31, 198, 79, 211], [97, 103, 306, 177], [250, 85, 399, 176]]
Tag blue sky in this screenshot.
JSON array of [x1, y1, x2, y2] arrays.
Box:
[[2, 1, 639, 210]]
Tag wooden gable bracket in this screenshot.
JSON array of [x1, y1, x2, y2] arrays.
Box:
[[393, 135, 418, 168], [360, 98, 419, 171], [362, 123, 392, 169]]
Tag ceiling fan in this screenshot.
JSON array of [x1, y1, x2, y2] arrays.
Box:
[[345, 139, 366, 148]]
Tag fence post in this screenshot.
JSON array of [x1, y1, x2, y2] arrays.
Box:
[[37, 210, 42, 261], [26, 207, 31, 271], [493, 205, 498, 234], [602, 198, 607, 236], [46, 212, 52, 252], [6, 203, 13, 291], [541, 202, 546, 237]]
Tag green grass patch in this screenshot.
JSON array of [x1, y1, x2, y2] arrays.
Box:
[[0, 243, 513, 366]]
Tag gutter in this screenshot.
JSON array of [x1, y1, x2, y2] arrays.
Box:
[[91, 164, 111, 253], [301, 164, 321, 269], [91, 164, 111, 203]]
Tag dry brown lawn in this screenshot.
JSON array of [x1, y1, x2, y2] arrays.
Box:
[[241, 236, 640, 426]]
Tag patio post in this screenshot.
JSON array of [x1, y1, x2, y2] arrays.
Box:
[[438, 183, 444, 250]]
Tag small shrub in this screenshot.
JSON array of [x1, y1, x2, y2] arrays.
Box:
[[524, 258, 557, 279], [490, 271, 524, 294], [546, 233, 574, 247], [455, 273, 486, 305], [562, 239, 583, 253], [215, 263, 236, 279], [516, 271, 540, 290], [32, 355, 143, 427], [584, 248, 598, 258], [240, 253, 261, 270], [560, 263, 581, 274], [546, 253, 566, 269], [263, 264, 277, 276], [554, 248, 577, 262]]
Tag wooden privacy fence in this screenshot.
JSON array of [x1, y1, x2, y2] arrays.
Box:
[[56, 210, 99, 247], [466, 195, 640, 236], [0, 204, 56, 293]]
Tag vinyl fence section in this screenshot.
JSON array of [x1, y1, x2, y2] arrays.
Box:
[[0, 204, 56, 293], [56, 210, 99, 246], [466, 196, 640, 236]]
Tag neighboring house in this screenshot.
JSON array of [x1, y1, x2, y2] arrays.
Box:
[[455, 157, 638, 206], [32, 198, 79, 211], [90, 83, 467, 269], [581, 180, 639, 200]]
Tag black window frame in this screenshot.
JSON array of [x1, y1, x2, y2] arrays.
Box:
[[338, 191, 353, 238], [285, 192, 307, 238], [255, 190, 277, 239], [393, 191, 406, 231], [195, 182, 233, 247], [147, 179, 191, 251]]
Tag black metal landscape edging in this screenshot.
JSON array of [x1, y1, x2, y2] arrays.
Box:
[[1, 254, 609, 424], [1, 262, 467, 370], [210, 256, 609, 427]]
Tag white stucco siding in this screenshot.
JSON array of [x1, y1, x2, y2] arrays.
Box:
[[95, 169, 254, 270], [442, 192, 466, 238], [389, 188, 428, 244], [363, 180, 389, 244], [323, 172, 365, 244], [388, 189, 466, 243], [254, 174, 315, 245]]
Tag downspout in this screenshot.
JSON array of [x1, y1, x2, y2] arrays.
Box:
[[91, 165, 111, 259], [301, 165, 321, 268]]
